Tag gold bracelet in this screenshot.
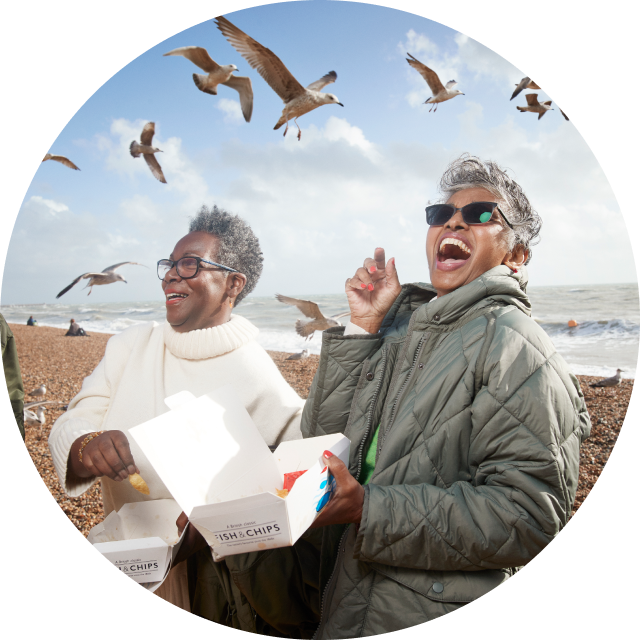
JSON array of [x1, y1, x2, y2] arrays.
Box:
[[78, 431, 105, 463]]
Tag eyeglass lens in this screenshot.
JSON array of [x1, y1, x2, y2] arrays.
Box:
[[426, 202, 496, 226], [157, 258, 199, 279]]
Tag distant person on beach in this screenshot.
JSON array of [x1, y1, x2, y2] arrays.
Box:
[[65, 318, 88, 337], [26, 316, 37, 326], [1, 313, 25, 439], [48, 206, 310, 632], [299, 154, 592, 637]]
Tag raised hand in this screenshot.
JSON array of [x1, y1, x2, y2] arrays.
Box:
[[345, 247, 402, 334]]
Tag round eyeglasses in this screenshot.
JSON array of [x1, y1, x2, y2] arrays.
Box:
[[425, 201, 513, 229], [157, 257, 239, 280]]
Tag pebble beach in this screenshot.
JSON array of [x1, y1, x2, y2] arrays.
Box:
[[11, 322, 631, 536]]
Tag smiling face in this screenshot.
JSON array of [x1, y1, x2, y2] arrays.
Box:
[[426, 187, 525, 297], [161, 231, 246, 333]]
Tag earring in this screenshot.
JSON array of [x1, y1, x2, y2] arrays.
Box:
[[512, 268, 518, 274], [229, 299, 234, 308]]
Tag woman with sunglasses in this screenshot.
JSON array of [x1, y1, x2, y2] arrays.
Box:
[[48, 206, 308, 622], [297, 154, 591, 637]]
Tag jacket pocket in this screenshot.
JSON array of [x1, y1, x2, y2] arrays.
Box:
[[371, 563, 510, 604]]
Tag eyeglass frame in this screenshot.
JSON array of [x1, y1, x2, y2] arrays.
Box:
[[425, 201, 514, 229], [157, 256, 239, 280]]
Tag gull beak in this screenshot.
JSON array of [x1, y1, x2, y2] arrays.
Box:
[[338, 103, 344, 107]]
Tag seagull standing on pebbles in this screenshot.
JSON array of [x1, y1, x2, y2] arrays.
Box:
[[286, 349, 310, 361], [215, 15, 343, 140], [516, 93, 554, 119], [406, 53, 464, 112], [589, 369, 623, 388], [56, 262, 146, 298], [28, 384, 46, 398], [276, 294, 350, 340], [42, 154, 80, 170], [510, 77, 541, 101], [163, 46, 254, 122], [130, 122, 167, 183]]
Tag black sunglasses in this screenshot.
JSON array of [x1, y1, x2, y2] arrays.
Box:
[[425, 201, 513, 229], [157, 257, 239, 280]]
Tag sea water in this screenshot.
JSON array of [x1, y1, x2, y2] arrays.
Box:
[[2, 283, 638, 378]]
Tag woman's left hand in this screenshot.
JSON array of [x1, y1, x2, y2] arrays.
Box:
[[311, 452, 365, 528], [173, 511, 208, 565]]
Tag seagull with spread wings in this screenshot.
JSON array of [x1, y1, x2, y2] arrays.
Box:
[[42, 153, 80, 171], [215, 15, 343, 140], [516, 93, 554, 119], [510, 77, 541, 101], [276, 294, 350, 340], [163, 46, 254, 122], [56, 262, 146, 298], [406, 53, 464, 112], [130, 122, 167, 183]]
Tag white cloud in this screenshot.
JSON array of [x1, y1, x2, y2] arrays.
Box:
[[216, 98, 244, 125], [27, 196, 69, 215]]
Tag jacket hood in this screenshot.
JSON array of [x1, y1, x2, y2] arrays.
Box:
[[385, 265, 531, 331]]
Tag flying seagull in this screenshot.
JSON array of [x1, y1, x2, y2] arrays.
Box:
[[56, 262, 146, 298], [215, 15, 343, 140], [163, 46, 254, 122], [130, 122, 167, 183], [589, 369, 623, 388], [28, 384, 46, 398], [42, 153, 80, 171], [276, 294, 350, 340], [406, 53, 464, 112], [511, 77, 541, 101], [286, 349, 310, 361], [516, 93, 554, 119]]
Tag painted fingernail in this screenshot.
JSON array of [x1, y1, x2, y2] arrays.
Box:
[[369, 265, 377, 273], [367, 283, 374, 291], [323, 450, 334, 458], [360, 283, 366, 289], [391, 258, 395, 266]]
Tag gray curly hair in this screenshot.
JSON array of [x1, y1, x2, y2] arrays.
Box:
[[188, 205, 263, 305], [438, 153, 541, 264]]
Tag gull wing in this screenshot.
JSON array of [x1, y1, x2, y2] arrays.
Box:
[[43, 154, 80, 170], [144, 154, 167, 183], [445, 80, 458, 89], [306, 71, 337, 92], [528, 80, 541, 90], [163, 46, 220, 73], [275, 293, 325, 320], [406, 53, 445, 95], [511, 76, 530, 101], [56, 273, 98, 298], [102, 262, 146, 273], [222, 75, 254, 122], [560, 108, 569, 121], [525, 93, 541, 107], [215, 16, 305, 103], [140, 122, 156, 146]]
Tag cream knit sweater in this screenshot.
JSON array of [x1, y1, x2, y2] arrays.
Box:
[[48, 315, 305, 516]]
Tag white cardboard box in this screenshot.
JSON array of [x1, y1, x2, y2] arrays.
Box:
[[129, 386, 350, 560], [87, 498, 185, 590]]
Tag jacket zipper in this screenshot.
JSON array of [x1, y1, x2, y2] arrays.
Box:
[[312, 527, 349, 640], [313, 345, 390, 639], [378, 334, 427, 457]]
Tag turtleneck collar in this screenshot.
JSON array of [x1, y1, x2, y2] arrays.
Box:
[[163, 314, 259, 360]]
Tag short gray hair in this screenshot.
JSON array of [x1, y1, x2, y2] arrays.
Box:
[[438, 153, 541, 264], [189, 205, 263, 305]]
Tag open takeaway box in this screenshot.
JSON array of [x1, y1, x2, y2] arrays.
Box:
[[128, 385, 350, 560], [87, 498, 185, 590]]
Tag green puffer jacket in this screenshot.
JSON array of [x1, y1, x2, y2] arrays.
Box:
[[301, 265, 591, 638]]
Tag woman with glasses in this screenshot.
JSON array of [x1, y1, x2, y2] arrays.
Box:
[[48, 206, 307, 622], [297, 154, 591, 637]]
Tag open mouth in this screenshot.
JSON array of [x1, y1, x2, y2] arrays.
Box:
[[166, 292, 189, 304], [436, 237, 471, 270]]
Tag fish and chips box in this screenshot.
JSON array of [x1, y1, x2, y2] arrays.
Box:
[[128, 385, 350, 560], [87, 498, 185, 590]]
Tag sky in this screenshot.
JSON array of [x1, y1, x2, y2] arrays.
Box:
[[1, 0, 634, 305]]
